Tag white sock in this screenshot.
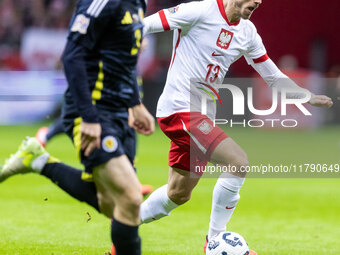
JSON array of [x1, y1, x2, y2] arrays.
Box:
[[32, 153, 50, 172], [208, 173, 245, 239], [140, 184, 179, 223]]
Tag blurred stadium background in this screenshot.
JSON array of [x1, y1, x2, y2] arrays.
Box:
[[0, 0, 340, 254]]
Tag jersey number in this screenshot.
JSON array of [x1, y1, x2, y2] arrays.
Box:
[[131, 29, 141, 55], [205, 64, 220, 83]]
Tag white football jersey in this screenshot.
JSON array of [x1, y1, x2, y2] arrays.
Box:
[[144, 0, 269, 118]]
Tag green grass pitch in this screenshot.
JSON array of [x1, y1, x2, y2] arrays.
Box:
[[0, 124, 339, 254]]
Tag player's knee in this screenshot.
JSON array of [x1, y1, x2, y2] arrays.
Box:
[[168, 187, 192, 205], [223, 153, 249, 177], [123, 191, 143, 217], [235, 154, 249, 169], [234, 155, 249, 177], [97, 192, 114, 218]]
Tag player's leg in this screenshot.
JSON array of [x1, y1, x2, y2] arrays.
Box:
[[41, 161, 101, 212], [0, 137, 103, 212], [35, 127, 49, 147], [207, 137, 248, 239], [94, 178, 115, 218], [43, 162, 115, 218], [35, 117, 65, 147], [179, 112, 248, 250], [177, 112, 248, 240], [92, 155, 142, 255], [167, 167, 200, 204], [140, 166, 200, 223], [46, 117, 65, 141], [140, 112, 205, 224]]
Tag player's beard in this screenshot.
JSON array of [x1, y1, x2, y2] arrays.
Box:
[[233, 0, 252, 20], [242, 8, 254, 19]]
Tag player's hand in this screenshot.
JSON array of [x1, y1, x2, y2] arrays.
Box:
[[140, 38, 149, 53], [80, 122, 102, 157], [308, 94, 333, 108], [131, 104, 155, 135]]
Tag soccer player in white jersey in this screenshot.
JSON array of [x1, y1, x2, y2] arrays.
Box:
[[140, 0, 333, 253]]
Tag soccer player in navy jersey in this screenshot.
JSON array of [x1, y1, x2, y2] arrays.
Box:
[[1, 1, 154, 254]]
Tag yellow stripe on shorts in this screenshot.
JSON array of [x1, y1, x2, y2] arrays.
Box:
[[81, 172, 94, 182], [73, 117, 82, 160]]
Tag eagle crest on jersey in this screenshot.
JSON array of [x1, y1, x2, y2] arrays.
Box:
[[216, 28, 234, 50]]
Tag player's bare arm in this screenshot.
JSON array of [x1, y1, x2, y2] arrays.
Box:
[[251, 58, 334, 109]]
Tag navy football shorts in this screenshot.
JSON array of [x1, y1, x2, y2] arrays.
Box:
[[62, 106, 136, 173]]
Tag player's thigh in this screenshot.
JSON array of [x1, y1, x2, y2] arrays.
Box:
[[94, 179, 115, 218], [93, 155, 142, 209], [210, 137, 249, 177], [167, 167, 201, 204]]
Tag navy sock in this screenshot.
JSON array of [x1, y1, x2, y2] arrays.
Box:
[[46, 118, 65, 141], [111, 219, 141, 255], [41, 163, 99, 211]]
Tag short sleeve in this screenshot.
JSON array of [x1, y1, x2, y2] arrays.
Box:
[[244, 33, 269, 65], [158, 1, 204, 31], [68, 1, 118, 50]]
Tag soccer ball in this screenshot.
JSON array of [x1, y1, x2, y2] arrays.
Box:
[[206, 231, 249, 255]]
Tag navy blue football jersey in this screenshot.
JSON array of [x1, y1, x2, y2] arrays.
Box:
[[64, 0, 146, 113]]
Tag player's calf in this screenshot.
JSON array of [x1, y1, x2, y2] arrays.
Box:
[[167, 167, 200, 205], [140, 167, 199, 223], [167, 183, 193, 205]]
